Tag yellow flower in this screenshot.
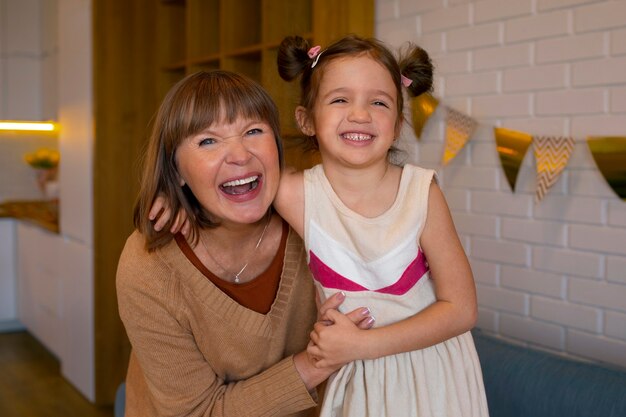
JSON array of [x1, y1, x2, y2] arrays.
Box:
[[23, 148, 60, 169]]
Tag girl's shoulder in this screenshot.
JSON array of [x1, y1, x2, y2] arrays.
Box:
[[402, 163, 437, 178], [400, 164, 438, 191]]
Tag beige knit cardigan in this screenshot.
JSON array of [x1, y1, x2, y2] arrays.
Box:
[[117, 229, 319, 417]]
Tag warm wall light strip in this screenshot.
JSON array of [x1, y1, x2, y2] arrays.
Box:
[[0, 121, 57, 131]]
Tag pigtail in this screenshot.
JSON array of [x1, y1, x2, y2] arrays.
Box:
[[399, 43, 434, 98], [277, 35, 311, 82]]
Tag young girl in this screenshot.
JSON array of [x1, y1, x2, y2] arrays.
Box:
[[273, 35, 489, 417], [153, 36, 489, 416]]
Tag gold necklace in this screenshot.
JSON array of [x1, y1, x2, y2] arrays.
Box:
[[200, 212, 272, 284]]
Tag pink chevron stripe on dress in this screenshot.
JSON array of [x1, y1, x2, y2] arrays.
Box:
[[308, 249, 429, 295]]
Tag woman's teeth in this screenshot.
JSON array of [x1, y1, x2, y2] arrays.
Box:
[[221, 176, 259, 195], [222, 176, 258, 187]]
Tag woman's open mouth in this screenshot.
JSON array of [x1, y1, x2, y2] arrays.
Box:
[[220, 175, 260, 195]]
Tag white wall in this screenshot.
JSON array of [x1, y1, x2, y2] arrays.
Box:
[[0, 0, 58, 201], [377, 0, 626, 369], [0, 0, 95, 402], [56, 0, 94, 400]]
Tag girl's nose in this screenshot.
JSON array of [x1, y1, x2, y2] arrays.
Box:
[[224, 137, 252, 165], [347, 104, 372, 123]]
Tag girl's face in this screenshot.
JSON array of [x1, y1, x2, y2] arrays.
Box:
[[175, 115, 280, 227], [302, 54, 399, 170]]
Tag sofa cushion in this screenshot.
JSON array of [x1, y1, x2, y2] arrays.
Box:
[[473, 331, 626, 417]]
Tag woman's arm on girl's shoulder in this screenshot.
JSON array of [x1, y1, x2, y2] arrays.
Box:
[[274, 167, 305, 237], [307, 182, 478, 367]]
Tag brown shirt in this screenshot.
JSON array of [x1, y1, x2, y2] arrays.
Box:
[[117, 227, 318, 417], [174, 221, 289, 314]]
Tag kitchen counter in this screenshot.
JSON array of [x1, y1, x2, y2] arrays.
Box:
[[0, 200, 59, 233]]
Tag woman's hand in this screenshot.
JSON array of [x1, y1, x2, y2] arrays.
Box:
[[149, 195, 190, 235], [317, 291, 374, 330]]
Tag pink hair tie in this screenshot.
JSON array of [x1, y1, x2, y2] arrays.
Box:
[[401, 74, 413, 88], [308, 45, 321, 58], [308, 45, 323, 68]]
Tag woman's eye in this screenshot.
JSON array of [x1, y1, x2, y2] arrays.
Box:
[[246, 128, 263, 136], [330, 98, 347, 104], [199, 138, 216, 146]]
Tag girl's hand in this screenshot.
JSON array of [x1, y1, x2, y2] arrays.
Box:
[[149, 195, 190, 235], [308, 309, 371, 368], [293, 293, 373, 390]]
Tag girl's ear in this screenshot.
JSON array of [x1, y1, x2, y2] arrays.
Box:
[[295, 106, 315, 137]]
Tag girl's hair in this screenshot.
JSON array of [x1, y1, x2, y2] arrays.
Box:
[[134, 70, 283, 251], [277, 34, 433, 149]]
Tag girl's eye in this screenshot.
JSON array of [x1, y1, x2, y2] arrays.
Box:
[[373, 100, 390, 108], [199, 138, 216, 146]]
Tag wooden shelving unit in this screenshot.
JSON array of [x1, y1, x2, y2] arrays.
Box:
[[154, 0, 374, 168], [93, 0, 372, 404]]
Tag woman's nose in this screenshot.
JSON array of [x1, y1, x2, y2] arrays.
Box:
[[224, 137, 252, 164]]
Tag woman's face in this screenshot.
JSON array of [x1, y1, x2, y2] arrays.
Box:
[[175, 115, 280, 227]]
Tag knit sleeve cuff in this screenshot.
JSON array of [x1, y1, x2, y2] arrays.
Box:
[[240, 355, 317, 415]]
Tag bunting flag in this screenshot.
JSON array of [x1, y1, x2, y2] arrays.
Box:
[[412, 94, 625, 204], [587, 137, 626, 200], [442, 106, 477, 165], [410, 93, 439, 140], [533, 136, 575, 202], [494, 127, 533, 192]]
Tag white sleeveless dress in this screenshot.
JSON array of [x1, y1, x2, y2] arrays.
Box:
[[303, 164, 489, 417]]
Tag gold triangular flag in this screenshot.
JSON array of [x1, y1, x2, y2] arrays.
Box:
[[494, 127, 533, 192], [442, 106, 477, 165], [587, 136, 626, 201], [533, 136, 575, 202], [410, 93, 439, 140]]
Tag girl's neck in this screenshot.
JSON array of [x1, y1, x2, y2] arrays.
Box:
[[322, 160, 402, 218]]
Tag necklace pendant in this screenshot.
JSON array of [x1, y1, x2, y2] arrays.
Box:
[[234, 275, 240, 284]]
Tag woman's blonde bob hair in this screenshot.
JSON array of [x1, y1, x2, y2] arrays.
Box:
[[134, 70, 283, 251]]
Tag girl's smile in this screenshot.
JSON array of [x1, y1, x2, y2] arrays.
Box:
[[303, 55, 398, 170]]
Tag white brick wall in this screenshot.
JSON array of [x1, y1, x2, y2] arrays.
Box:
[[377, 0, 626, 368]]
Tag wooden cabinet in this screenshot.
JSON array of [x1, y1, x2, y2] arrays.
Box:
[[93, 0, 373, 404], [154, 0, 374, 168]]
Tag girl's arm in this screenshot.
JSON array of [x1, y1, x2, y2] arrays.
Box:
[[149, 167, 306, 237], [308, 182, 477, 367], [273, 167, 305, 237], [149, 194, 191, 236]]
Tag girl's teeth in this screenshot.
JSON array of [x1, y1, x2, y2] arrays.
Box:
[[343, 133, 372, 141], [222, 176, 258, 187]]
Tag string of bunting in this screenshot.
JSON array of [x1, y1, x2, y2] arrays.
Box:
[[410, 93, 626, 202]]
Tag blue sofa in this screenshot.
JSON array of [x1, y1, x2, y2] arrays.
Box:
[[115, 332, 626, 417], [473, 330, 626, 417]]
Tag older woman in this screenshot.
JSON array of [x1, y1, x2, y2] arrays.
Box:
[[116, 71, 371, 417]]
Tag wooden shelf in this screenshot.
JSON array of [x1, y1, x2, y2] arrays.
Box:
[[0, 199, 59, 233], [154, 0, 373, 169], [93, 0, 373, 405]]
